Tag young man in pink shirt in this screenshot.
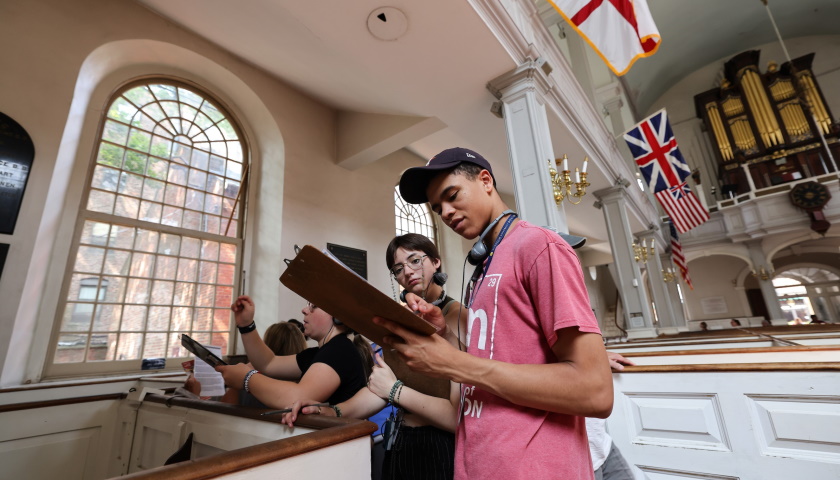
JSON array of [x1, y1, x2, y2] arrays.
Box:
[[374, 147, 614, 480]]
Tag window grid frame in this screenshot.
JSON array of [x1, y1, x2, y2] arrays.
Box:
[[394, 186, 438, 244], [46, 78, 248, 378]]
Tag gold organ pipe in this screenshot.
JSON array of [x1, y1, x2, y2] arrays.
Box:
[[706, 103, 733, 161], [741, 69, 784, 147], [799, 72, 831, 134], [749, 70, 780, 145]]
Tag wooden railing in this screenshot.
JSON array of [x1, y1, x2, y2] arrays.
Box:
[[120, 394, 376, 480]]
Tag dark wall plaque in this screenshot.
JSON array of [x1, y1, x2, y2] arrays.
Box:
[[327, 243, 368, 280], [0, 112, 34, 234], [0, 243, 7, 281]]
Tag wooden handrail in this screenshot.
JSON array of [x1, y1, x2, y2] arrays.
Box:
[[607, 333, 840, 350], [620, 362, 840, 373], [0, 393, 127, 413], [620, 345, 840, 358], [0, 372, 185, 394], [118, 396, 377, 480], [735, 327, 800, 346]]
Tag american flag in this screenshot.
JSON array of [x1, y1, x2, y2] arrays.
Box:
[[624, 109, 709, 233], [669, 220, 693, 290]]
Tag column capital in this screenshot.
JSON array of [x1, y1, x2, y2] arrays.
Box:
[[487, 60, 553, 101], [593, 184, 630, 203]]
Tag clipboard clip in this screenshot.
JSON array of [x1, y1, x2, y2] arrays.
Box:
[[282, 245, 304, 267]]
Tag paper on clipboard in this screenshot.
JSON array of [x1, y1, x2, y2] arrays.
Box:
[[280, 245, 438, 347]]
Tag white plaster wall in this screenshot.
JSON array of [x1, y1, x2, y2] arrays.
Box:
[[683, 256, 751, 321]]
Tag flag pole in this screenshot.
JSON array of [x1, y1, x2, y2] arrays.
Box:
[[760, 0, 838, 173]]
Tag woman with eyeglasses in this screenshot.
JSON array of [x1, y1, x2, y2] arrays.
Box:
[[284, 234, 465, 480], [215, 296, 371, 409]]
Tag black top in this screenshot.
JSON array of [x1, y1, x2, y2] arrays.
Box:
[[296, 334, 367, 405]]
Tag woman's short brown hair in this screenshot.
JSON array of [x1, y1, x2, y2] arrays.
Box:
[[385, 233, 441, 272]]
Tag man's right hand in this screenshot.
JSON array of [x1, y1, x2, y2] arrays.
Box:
[[231, 295, 255, 327]]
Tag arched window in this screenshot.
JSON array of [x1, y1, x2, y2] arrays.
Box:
[[394, 186, 437, 243], [49, 80, 247, 375]]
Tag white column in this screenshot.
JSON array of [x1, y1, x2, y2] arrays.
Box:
[[594, 186, 656, 338], [741, 163, 757, 192], [746, 241, 784, 321], [639, 229, 677, 334], [488, 61, 568, 233], [662, 253, 689, 331], [602, 96, 625, 138]]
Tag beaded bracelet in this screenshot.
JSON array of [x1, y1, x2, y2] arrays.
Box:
[[388, 380, 404, 405], [243, 369, 259, 393], [238, 321, 257, 334], [393, 383, 405, 406], [331, 404, 342, 417]]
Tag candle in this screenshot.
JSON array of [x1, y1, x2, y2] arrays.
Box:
[[562, 156, 568, 172], [575, 168, 580, 183], [582, 157, 588, 174]]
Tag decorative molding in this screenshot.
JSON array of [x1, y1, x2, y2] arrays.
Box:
[[637, 465, 740, 480], [747, 394, 840, 464], [622, 392, 731, 451]]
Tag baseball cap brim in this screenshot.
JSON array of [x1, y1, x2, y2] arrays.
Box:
[[398, 163, 458, 204]]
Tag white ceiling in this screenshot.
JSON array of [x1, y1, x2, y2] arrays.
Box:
[[134, 0, 657, 255]]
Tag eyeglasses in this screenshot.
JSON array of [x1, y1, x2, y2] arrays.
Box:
[[306, 302, 319, 313], [390, 255, 428, 277]]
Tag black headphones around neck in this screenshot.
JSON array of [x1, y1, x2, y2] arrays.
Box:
[[467, 209, 516, 266], [399, 271, 448, 304]]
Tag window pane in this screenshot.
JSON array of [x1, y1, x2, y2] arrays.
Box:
[[87, 190, 115, 214], [143, 333, 168, 358], [196, 285, 214, 307], [92, 165, 120, 192], [74, 246, 105, 274], [130, 253, 155, 278], [54, 82, 248, 371], [103, 249, 131, 276], [93, 304, 122, 332], [148, 306, 171, 331], [80, 221, 111, 246], [116, 333, 143, 360]]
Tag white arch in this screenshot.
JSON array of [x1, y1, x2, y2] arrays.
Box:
[[765, 230, 840, 262], [7, 39, 285, 386], [686, 246, 754, 270]]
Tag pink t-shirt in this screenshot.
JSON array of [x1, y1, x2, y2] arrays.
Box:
[[455, 221, 601, 480]]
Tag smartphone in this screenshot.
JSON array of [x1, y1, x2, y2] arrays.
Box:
[[180, 334, 227, 367]]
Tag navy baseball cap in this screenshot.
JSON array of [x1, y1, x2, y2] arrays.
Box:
[[398, 147, 494, 204]]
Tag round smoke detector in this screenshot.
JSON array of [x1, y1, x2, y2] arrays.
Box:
[[367, 7, 408, 41]]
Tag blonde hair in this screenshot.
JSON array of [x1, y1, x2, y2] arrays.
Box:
[[263, 322, 308, 356]]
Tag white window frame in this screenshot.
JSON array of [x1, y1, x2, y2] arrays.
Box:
[[45, 79, 248, 378]]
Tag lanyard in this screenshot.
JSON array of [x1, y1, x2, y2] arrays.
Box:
[[467, 213, 517, 308]]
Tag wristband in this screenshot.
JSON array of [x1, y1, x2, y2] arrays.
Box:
[[238, 321, 257, 334], [388, 380, 404, 405], [243, 369, 259, 393], [331, 404, 342, 417]]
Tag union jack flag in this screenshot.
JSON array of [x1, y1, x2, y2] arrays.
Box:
[[668, 220, 693, 290], [624, 109, 709, 233]]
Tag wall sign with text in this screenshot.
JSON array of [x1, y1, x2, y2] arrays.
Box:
[[0, 112, 34, 235]]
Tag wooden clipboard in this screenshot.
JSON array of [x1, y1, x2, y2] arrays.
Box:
[[280, 245, 449, 398]]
